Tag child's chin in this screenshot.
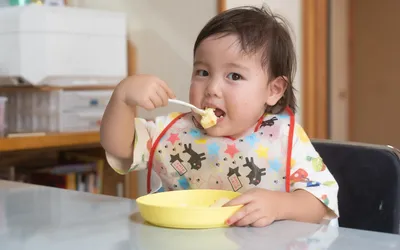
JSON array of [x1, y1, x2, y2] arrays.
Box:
[[204, 126, 228, 137]]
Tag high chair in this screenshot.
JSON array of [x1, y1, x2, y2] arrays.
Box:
[[312, 139, 400, 234]]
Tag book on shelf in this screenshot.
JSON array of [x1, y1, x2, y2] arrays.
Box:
[[60, 151, 126, 197], [0, 151, 125, 197], [59, 151, 105, 194], [29, 162, 99, 193]]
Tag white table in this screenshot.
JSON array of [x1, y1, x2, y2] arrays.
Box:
[[1, 180, 400, 250]]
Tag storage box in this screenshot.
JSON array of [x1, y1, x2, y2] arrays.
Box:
[[0, 90, 112, 133], [0, 5, 127, 86], [60, 110, 104, 132]]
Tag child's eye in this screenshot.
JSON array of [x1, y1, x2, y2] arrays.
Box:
[[196, 70, 209, 77], [227, 72, 243, 81]]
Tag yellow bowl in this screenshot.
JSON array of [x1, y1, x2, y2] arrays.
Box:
[[136, 189, 242, 229]]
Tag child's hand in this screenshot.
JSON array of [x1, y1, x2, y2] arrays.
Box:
[[224, 188, 285, 227], [119, 74, 176, 110]]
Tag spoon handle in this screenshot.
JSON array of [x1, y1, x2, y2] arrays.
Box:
[[168, 99, 206, 115]]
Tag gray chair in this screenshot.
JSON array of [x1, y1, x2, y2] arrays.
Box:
[[311, 139, 400, 234]]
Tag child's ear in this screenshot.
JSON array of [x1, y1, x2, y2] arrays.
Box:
[[266, 76, 288, 106]]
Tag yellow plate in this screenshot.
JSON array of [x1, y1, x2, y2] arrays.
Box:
[[136, 189, 242, 229]]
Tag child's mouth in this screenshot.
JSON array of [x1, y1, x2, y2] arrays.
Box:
[[213, 108, 226, 119], [204, 106, 226, 120]]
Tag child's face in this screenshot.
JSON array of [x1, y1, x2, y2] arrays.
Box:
[[190, 34, 285, 138]]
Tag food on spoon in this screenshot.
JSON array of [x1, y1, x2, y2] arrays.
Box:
[[209, 197, 230, 208], [200, 108, 218, 129]]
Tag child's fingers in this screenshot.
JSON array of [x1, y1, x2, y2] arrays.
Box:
[[141, 99, 156, 110], [226, 202, 258, 226], [156, 87, 169, 106], [251, 217, 273, 228], [224, 193, 252, 207], [234, 210, 264, 227], [149, 94, 163, 109], [157, 79, 176, 99]]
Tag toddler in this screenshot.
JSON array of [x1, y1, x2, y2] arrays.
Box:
[[100, 6, 339, 227]]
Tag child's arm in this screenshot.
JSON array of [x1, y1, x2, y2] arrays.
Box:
[[282, 124, 339, 221], [100, 85, 136, 162], [100, 75, 175, 173], [277, 189, 329, 223]]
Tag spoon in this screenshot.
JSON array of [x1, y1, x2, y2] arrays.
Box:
[[168, 99, 206, 115]]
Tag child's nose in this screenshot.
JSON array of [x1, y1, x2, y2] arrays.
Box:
[[205, 79, 222, 97]]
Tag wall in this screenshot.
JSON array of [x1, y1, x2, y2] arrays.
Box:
[[330, 0, 400, 146], [349, 0, 400, 147], [69, 0, 302, 124], [67, 0, 217, 119], [226, 0, 303, 124], [329, 0, 349, 141]]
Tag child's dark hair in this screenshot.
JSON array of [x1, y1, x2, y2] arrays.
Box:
[[193, 5, 297, 113]]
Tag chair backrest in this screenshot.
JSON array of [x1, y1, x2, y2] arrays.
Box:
[[311, 139, 400, 234]]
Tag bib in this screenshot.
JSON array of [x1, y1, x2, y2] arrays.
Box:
[[147, 108, 295, 194]]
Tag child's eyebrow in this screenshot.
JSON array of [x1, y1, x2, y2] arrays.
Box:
[[225, 62, 250, 72], [193, 60, 208, 67]]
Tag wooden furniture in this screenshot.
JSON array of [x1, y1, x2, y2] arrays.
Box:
[[0, 40, 139, 199], [0, 132, 100, 152], [0, 85, 138, 199]]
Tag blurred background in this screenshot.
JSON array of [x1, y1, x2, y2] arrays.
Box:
[[0, 0, 398, 197]]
